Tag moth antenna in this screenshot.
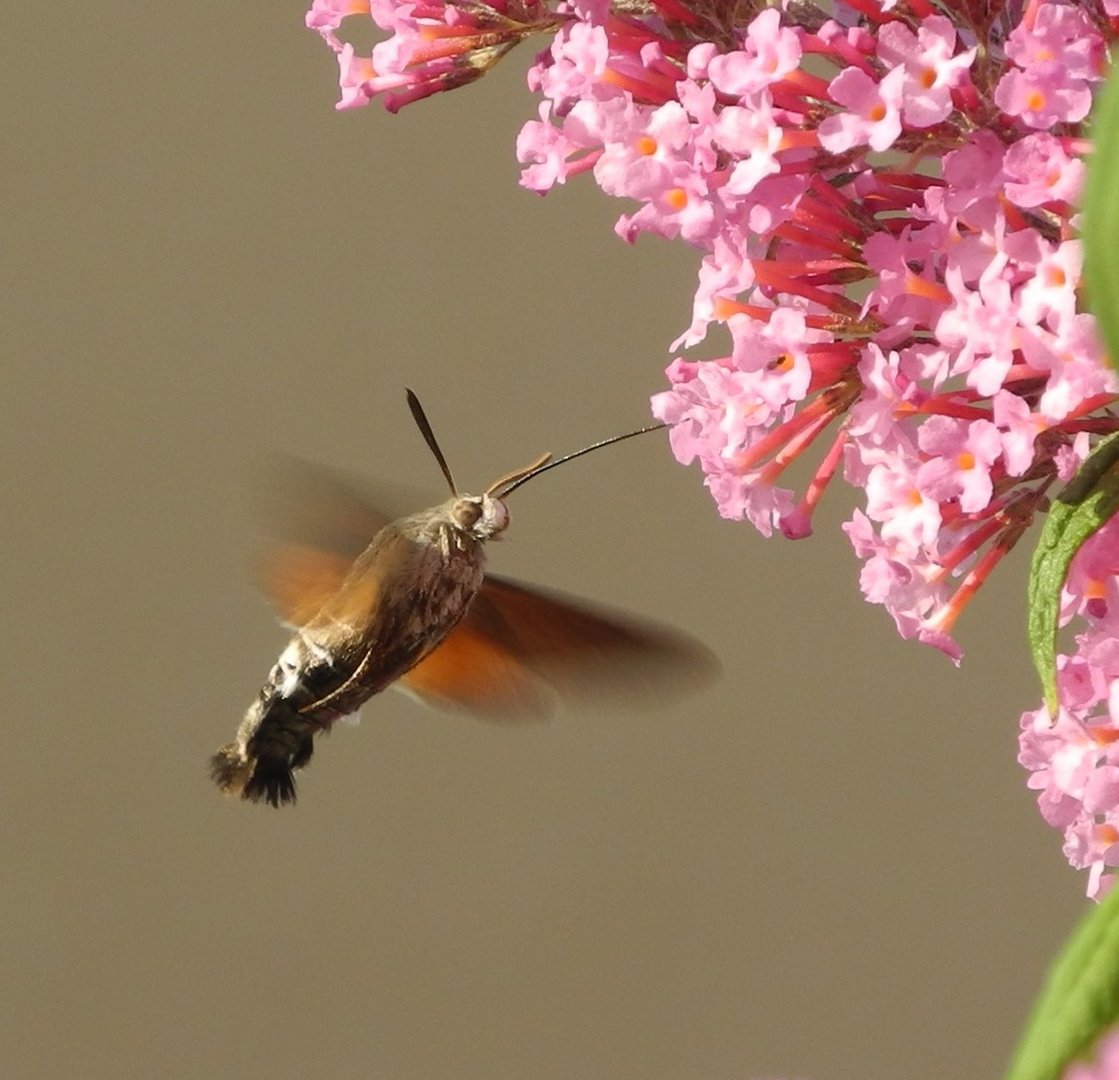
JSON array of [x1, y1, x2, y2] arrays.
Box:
[[406, 388, 458, 496], [496, 423, 666, 499], [485, 452, 553, 498]]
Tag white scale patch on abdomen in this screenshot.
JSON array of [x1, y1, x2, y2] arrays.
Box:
[[273, 634, 336, 699], [274, 639, 304, 697]]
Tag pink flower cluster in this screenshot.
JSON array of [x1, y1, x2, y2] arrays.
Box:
[[307, 0, 1119, 887], [307, 0, 563, 112], [525, 1, 1114, 661]]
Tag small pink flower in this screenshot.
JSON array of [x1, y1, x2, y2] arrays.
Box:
[[1005, 4, 1105, 83], [936, 268, 1020, 398], [306, 0, 368, 50], [864, 460, 942, 559], [1018, 240, 1083, 328], [845, 509, 948, 641], [1024, 315, 1114, 424], [847, 346, 921, 455], [1003, 133, 1085, 209], [876, 15, 976, 127], [335, 44, 377, 110], [991, 391, 1044, 478], [819, 66, 906, 153], [995, 66, 1093, 129], [916, 416, 1002, 514], [861, 230, 951, 340], [517, 102, 594, 191], [712, 96, 782, 195], [706, 9, 802, 96], [729, 308, 814, 405], [536, 22, 610, 108]]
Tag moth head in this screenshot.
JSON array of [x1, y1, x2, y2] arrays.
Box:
[[404, 387, 663, 544], [451, 493, 509, 540]]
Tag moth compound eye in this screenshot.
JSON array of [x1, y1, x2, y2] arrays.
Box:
[[452, 499, 483, 530], [483, 497, 509, 536]]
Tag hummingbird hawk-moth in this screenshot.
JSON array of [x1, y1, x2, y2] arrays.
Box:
[[210, 391, 718, 807]]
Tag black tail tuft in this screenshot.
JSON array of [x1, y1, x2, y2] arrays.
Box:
[[243, 757, 299, 808], [209, 736, 314, 808]]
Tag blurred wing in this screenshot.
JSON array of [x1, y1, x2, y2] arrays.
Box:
[[252, 456, 430, 626], [258, 519, 427, 638], [256, 543, 357, 628], [398, 575, 719, 721], [255, 454, 430, 555], [396, 618, 556, 721]]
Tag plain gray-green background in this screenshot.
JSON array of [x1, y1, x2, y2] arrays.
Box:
[[3, 5, 1087, 1079]]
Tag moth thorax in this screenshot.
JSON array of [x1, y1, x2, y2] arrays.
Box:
[[452, 493, 509, 540]]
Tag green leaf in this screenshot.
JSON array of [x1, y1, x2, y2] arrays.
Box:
[[1084, 66, 1119, 371], [1027, 433, 1119, 716], [1006, 887, 1119, 1080]]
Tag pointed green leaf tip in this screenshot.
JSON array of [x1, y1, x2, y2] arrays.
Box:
[[1028, 433, 1119, 716], [1006, 886, 1119, 1080], [1084, 66, 1119, 374]]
